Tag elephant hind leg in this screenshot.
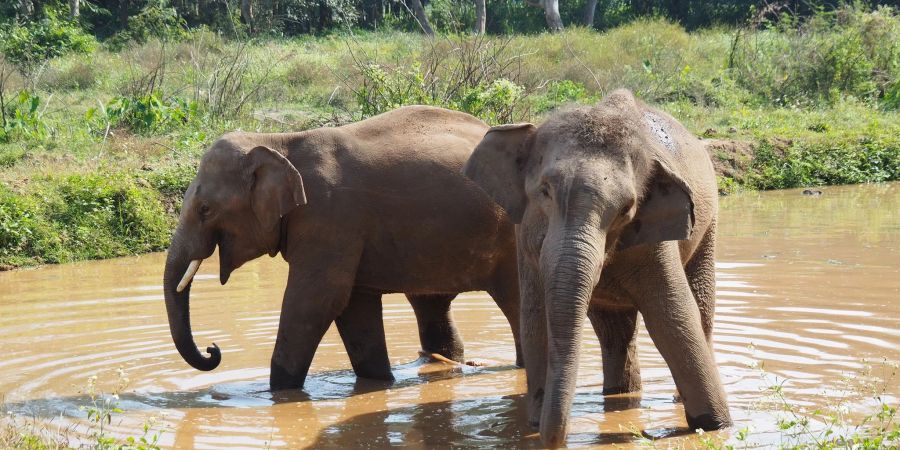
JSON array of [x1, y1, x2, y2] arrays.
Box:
[[336, 288, 394, 381], [685, 223, 717, 355], [406, 293, 464, 362], [589, 304, 642, 395]]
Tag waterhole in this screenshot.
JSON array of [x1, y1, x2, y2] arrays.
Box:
[[1, 183, 898, 448]]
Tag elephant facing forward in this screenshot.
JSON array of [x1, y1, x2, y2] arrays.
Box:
[[163, 106, 524, 391], [464, 89, 731, 446]]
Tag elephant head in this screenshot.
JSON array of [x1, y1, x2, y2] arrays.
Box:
[[163, 136, 307, 371], [464, 90, 695, 445]]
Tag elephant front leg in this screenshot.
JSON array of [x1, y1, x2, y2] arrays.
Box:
[[406, 294, 464, 362], [270, 268, 355, 392], [626, 243, 731, 431], [336, 289, 393, 381], [588, 305, 642, 395]]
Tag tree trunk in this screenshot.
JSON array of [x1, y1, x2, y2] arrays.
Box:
[[19, 0, 35, 18], [474, 0, 486, 34], [408, 0, 435, 36], [582, 0, 597, 27], [241, 0, 254, 33], [544, 0, 563, 32], [69, 0, 80, 17], [118, 0, 130, 28]]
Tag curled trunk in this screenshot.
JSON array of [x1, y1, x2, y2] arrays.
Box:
[[163, 232, 221, 371]]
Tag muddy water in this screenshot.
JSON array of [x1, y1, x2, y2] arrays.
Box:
[[1, 183, 898, 448]]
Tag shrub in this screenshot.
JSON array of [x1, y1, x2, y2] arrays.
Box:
[[747, 135, 900, 189], [0, 91, 48, 143], [106, 0, 188, 48], [349, 36, 529, 124], [531, 80, 595, 112], [90, 93, 198, 135], [0, 173, 175, 267], [730, 5, 900, 106], [41, 59, 99, 90], [0, 9, 96, 70], [460, 78, 524, 124]]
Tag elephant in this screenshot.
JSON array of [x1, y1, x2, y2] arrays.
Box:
[[463, 89, 731, 446], [162, 105, 522, 392]]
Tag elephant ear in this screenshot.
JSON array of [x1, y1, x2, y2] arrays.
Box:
[[618, 159, 695, 249], [247, 145, 307, 232], [463, 123, 535, 223]]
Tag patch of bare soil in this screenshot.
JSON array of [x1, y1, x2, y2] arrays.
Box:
[[703, 138, 756, 180]]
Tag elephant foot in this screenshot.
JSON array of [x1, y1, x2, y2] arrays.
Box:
[[601, 385, 642, 395], [527, 388, 544, 429], [269, 362, 306, 391], [355, 367, 395, 381], [686, 412, 732, 431], [601, 370, 642, 395]]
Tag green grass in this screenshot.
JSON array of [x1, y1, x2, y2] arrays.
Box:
[[0, 7, 898, 269]]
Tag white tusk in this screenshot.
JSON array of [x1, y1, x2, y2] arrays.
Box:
[[176, 260, 202, 293]]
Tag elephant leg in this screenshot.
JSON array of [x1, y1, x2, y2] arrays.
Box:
[[336, 288, 393, 381], [685, 224, 717, 357], [488, 256, 524, 367], [518, 255, 548, 428], [588, 305, 641, 395], [625, 243, 731, 431], [407, 293, 464, 362], [270, 264, 356, 391]]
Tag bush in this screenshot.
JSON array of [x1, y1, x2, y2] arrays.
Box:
[[747, 135, 900, 189], [350, 36, 529, 124], [0, 91, 48, 143], [106, 0, 188, 48], [41, 59, 100, 90], [0, 9, 96, 70], [90, 93, 198, 135], [531, 80, 595, 112], [729, 5, 900, 106], [0, 173, 174, 267]]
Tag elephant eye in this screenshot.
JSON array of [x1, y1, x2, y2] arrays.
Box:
[[199, 204, 211, 219], [539, 184, 551, 198]]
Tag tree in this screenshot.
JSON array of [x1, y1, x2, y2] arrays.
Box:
[[18, 0, 35, 18], [544, 0, 563, 31], [582, 0, 597, 27], [409, 0, 434, 36], [474, 0, 486, 34], [69, 0, 80, 18], [241, 0, 254, 33]]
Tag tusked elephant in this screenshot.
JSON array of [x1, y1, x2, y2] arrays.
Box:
[[163, 106, 522, 391], [464, 89, 731, 446]]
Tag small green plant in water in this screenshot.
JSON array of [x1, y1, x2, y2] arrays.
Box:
[[80, 368, 164, 450]]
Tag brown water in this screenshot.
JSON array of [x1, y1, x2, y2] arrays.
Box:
[[1, 183, 898, 448]]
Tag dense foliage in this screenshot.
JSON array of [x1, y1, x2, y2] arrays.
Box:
[[4, 0, 900, 40]]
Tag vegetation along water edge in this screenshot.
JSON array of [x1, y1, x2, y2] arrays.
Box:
[[0, 4, 898, 271]]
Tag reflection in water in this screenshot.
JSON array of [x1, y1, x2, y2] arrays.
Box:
[[1, 183, 898, 448]]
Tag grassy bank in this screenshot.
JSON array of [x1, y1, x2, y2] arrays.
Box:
[[1, 6, 899, 269]]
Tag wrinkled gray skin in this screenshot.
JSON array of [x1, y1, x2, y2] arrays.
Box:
[[163, 106, 522, 391], [464, 90, 730, 446]]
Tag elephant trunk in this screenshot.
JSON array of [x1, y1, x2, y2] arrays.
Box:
[[163, 229, 221, 371], [539, 224, 606, 447]]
